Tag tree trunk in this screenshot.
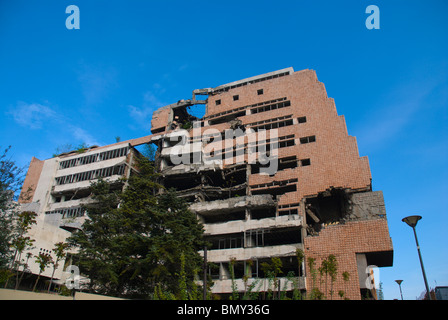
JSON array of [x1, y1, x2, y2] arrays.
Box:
[[14, 252, 22, 289], [48, 262, 58, 293], [33, 273, 41, 292]]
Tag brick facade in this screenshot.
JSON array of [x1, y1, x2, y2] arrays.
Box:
[[303, 218, 393, 300]]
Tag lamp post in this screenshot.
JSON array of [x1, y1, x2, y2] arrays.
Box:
[[402, 215, 432, 300], [395, 280, 404, 300]]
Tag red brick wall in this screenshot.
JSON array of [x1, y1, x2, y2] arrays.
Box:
[[207, 69, 372, 200], [19, 157, 44, 203], [303, 218, 393, 300], [151, 106, 171, 132]]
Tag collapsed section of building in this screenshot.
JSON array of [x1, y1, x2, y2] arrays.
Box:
[[18, 67, 393, 299]]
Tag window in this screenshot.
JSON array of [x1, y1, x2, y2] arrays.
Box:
[[257, 89, 264, 95], [55, 164, 126, 185], [298, 116, 307, 123], [59, 146, 129, 169], [248, 115, 294, 132], [233, 95, 239, 101], [251, 100, 290, 114], [300, 158, 311, 166], [278, 138, 295, 148], [216, 99, 221, 105], [278, 208, 299, 216], [300, 135, 316, 144]]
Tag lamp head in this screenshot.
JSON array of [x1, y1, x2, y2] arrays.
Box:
[[402, 215, 422, 228], [395, 280, 403, 285]]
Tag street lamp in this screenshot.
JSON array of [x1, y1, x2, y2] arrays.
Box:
[[402, 215, 432, 300], [395, 280, 404, 300]]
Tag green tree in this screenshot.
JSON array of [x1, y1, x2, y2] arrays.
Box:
[[68, 155, 204, 299], [154, 188, 205, 298], [318, 257, 329, 298], [0, 146, 26, 271], [340, 271, 350, 300], [48, 242, 69, 293], [33, 252, 53, 292], [261, 257, 283, 300], [293, 248, 305, 300], [11, 211, 37, 289], [327, 254, 338, 299], [307, 257, 324, 300], [229, 257, 239, 300]]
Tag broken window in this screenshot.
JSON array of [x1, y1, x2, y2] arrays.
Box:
[[204, 232, 244, 250], [278, 208, 299, 216], [246, 229, 265, 247], [305, 188, 350, 234], [171, 105, 200, 130], [257, 89, 264, 95], [216, 99, 221, 105], [208, 110, 246, 125], [209, 263, 221, 280], [264, 227, 302, 246], [278, 156, 298, 170], [245, 227, 302, 248], [203, 170, 226, 187], [251, 179, 298, 198], [251, 207, 276, 220], [231, 261, 246, 279], [233, 95, 239, 101], [219, 261, 245, 280], [45, 206, 86, 218], [201, 210, 246, 224], [164, 174, 202, 191], [255, 255, 303, 278]]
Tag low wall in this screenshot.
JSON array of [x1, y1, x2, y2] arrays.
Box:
[[0, 289, 124, 300]]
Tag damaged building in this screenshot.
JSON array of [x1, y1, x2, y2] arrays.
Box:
[[17, 142, 141, 288], [18, 67, 393, 299], [148, 67, 393, 299]]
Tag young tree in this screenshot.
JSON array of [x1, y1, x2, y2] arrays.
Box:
[[12, 235, 35, 289], [293, 248, 305, 300], [307, 257, 324, 300], [229, 257, 239, 300], [341, 271, 350, 300], [17, 252, 33, 289], [327, 254, 338, 299], [48, 242, 69, 292], [33, 252, 53, 292], [11, 211, 37, 289], [261, 257, 283, 300], [318, 257, 329, 298]]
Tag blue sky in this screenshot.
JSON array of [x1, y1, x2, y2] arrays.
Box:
[[1, 1, 447, 300]]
